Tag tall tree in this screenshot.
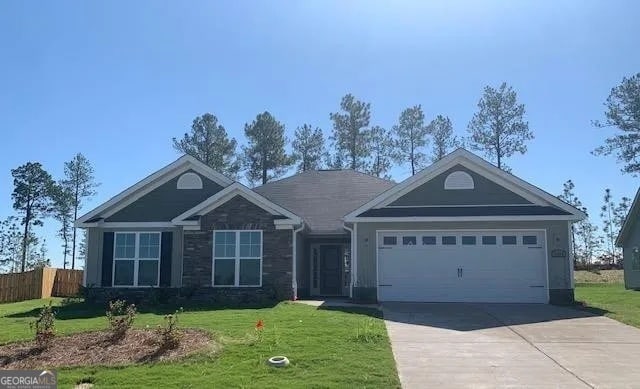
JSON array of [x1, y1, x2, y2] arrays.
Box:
[[429, 115, 458, 162], [292, 124, 325, 172], [0, 217, 22, 273], [600, 188, 618, 264], [392, 105, 429, 175], [77, 230, 87, 267], [558, 179, 584, 261], [243, 111, 292, 185], [27, 238, 49, 270], [51, 183, 74, 269], [574, 211, 602, 267], [62, 154, 99, 270], [329, 94, 372, 172], [172, 113, 241, 178], [600, 190, 632, 264], [368, 126, 395, 179], [11, 162, 55, 272], [593, 73, 640, 175], [467, 82, 533, 170]]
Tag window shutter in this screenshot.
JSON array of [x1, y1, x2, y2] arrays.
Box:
[[101, 232, 114, 287], [160, 232, 173, 287]]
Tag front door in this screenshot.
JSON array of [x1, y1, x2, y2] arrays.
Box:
[[320, 245, 342, 295]]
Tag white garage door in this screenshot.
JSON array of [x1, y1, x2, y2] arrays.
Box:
[[377, 230, 548, 303]]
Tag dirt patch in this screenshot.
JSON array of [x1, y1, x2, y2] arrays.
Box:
[[0, 329, 214, 369]]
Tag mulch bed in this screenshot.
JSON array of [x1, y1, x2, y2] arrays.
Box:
[[0, 329, 214, 369]]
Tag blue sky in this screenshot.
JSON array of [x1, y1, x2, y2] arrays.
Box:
[[1, 1, 638, 268]]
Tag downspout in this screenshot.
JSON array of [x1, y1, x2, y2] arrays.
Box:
[[292, 224, 304, 300], [344, 223, 355, 299]]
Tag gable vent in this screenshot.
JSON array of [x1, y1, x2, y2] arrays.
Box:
[[444, 171, 474, 190], [177, 172, 203, 189]]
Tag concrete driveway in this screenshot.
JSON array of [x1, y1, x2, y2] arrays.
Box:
[[383, 303, 640, 388]]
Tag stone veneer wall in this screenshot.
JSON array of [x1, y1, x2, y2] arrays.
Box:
[[182, 195, 293, 301]]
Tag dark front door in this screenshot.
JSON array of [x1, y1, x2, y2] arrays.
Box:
[[320, 245, 342, 295]]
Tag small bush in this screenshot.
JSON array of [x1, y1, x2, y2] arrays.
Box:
[[352, 318, 385, 343], [106, 300, 136, 339], [155, 307, 184, 349], [30, 302, 56, 348]]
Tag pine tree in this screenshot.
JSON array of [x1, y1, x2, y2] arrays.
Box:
[[558, 179, 584, 261], [11, 162, 55, 272], [172, 113, 241, 178], [243, 112, 292, 185], [393, 105, 429, 175], [467, 82, 533, 170], [292, 124, 325, 172], [368, 126, 395, 179], [593, 73, 640, 175], [61, 154, 98, 269], [429, 115, 458, 162], [329, 94, 372, 172]]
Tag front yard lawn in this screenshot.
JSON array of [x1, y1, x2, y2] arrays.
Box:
[[575, 283, 640, 329], [0, 298, 399, 388]]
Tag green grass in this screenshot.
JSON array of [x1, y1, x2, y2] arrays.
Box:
[[0, 298, 399, 388], [574, 269, 624, 284], [575, 283, 640, 328]]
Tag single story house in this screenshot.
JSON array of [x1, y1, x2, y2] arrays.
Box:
[[616, 188, 640, 289], [75, 148, 585, 304]]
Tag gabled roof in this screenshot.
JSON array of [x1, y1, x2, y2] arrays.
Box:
[[344, 148, 587, 222], [172, 182, 302, 225], [254, 170, 395, 233], [75, 155, 233, 227], [616, 188, 640, 247]]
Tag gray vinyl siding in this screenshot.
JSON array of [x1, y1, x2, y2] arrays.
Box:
[[389, 165, 532, 206], [623, 222, 640, 289], [105, 170, 223, 222], [84, 227, 184, 287], [355, 220, 571, 292]]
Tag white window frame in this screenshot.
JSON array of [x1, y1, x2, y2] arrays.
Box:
[[112, 231, 161, 287], [212, 230, 263, 287]]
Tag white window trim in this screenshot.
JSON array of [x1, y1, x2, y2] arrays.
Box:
[[112, 231, 161, 287], [212, 230, 263, 287]]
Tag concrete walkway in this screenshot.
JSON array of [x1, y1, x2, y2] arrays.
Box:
[[383, 303, 640, 388], [295, 298, 379, 310]]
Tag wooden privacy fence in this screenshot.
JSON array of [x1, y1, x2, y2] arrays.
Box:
[[0, 268, 83, 303]]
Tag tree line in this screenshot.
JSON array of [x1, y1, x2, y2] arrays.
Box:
[[559, 181, 631, 266], [0, 154, 98, 273], [1, 73, 637, 272], [173, 82, 534, 184]]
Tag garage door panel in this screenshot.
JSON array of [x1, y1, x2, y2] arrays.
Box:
[[377, 230, 547, 303]]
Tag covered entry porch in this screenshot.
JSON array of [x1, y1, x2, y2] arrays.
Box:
[[296, 234, 351, 298]]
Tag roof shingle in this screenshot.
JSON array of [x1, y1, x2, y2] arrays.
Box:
[[254, 170, 395, 234]]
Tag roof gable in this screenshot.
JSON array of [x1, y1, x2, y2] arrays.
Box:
[[616, 188, 640, 246], [345, 148, 586, 221], [104, 170, 224, 222], [75, 155, 233, 226], [388, 164, 533, 207], [172, 182, 302, 226]]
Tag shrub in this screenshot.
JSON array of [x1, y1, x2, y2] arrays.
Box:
[[30, 302, 56, 348], [106, 300, 136, 339], [155, 307, 184, 349]]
